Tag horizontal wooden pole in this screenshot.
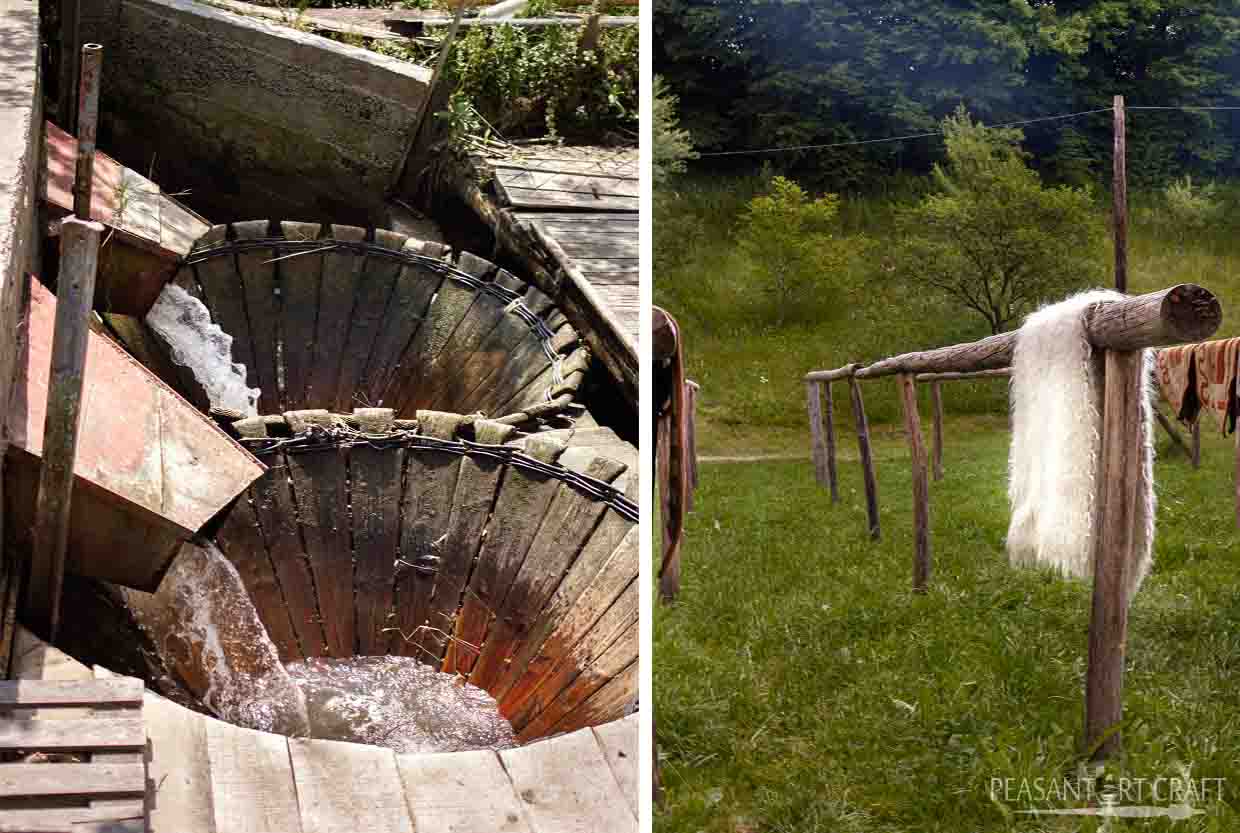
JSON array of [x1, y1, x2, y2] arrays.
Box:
[[804, 364, 857, 383], [406, 15, 636, 26], [915, 368, 1011, 382], [856, 284, 1220, 379]]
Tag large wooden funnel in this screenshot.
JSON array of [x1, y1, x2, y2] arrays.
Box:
[[4, 279, 265, 590]]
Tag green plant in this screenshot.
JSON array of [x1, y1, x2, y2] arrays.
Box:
[[1163, 175, 1223, 250], [653, 75, 696, 186], [894, 107, 1104, 334], [734, 176, 853, 325]]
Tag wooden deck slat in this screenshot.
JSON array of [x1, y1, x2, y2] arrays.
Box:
[[205, 718, 304, 833], [498, 728, 635, 832], [0, 817, 144, 833], [288, 738, 413, 833], [592, 714, 639, 816], [497, 185, 638, 212], [88, 667, 145, 829], [494, 168, 639, 199], [0, 763, 145, 799], [0, 718, 145, 752], [0, 678, 142, 708], [144, 692, 219, 833], [396, 749, 532, 833]]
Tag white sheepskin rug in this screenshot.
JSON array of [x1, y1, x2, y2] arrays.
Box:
[[1006, 290, 1156, 601]]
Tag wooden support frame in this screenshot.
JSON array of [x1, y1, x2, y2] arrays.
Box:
[[847, 367, 880, 540], [898, 374, 931, 592]]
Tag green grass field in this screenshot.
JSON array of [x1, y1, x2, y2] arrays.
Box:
[[655, 174, 1240, 831], [655, 425, 1240, 832]]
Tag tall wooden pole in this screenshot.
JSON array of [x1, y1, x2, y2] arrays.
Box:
[[898, 374, 931, 592], [72, 44, 102, 220], [1084, 349, 1143, 760], [25, 217, 104, 640], [58, 0, 81, 131], [1113, 95, 1128, 293], [930, 380, 944, 482], [823, 381, 839, 502], [806, 381, 828, 489], [848, 369, 880, 540]]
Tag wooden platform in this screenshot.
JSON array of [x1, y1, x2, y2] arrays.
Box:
[[43, 121, 211, 317], [453, 148, 638, 407], [5, 631, 637, 833]]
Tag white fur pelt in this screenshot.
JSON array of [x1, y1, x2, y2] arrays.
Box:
[[1006, 290, 1156, 601]]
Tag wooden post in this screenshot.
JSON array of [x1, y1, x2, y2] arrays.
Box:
[[1153, 407, 1190, 457], [393, 0, 466, 194], [58, 0, 81, 131], [848, 369, 880, 540], [898, 374, 931, 592], [823, 381, 839, 503], [1084, 349, 1143, 761], [72, 44, 102, 220], [24, 217, 105, 640], [930, 380, 944, 482], [1191, 418, 1201, 469], [806, 380, 828, 489], [1113, 95, 1128, 293]]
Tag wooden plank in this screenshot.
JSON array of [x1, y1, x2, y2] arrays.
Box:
[[0, 718, 144, 751], [496, 185, 637, 212], [469, 453, 625, 692], [277, 222, 325, 410], [391, 448, 462, 659], [556, 257, 636, 274], [287, 446, 356, 658], [419, 453, 505, 663], [499, 727, 634, 832], [366, 255, 445, 410], [1084, 348, 1143, 761], [25, 220, 103, 639], [849, 372, 881, 540], [494, 168, 639, 197], [591, 714, 638, 817], [390, 279, 478, 415], [252, 455, 328, 659], [10, 627, 92, 721], [445, 440, 565, 676], [288, 738, 413, 833], [214, 486, 305, 662], [335, 239, 406, 413], [453, 321, 556, 417], [396, 749, 532, 833], [0, 678, 142, 708], [88, 666, 145, 826], [233, 221, 281, 414], [114, 166, 162, 246], [494, 483, 636, 706], [823, 380, 839, 502], [308, 225, 367, 413], [806, 381, 828, 489], [159, 194, 210, 258], [0, 816, 144, 833], [145, 693, 218, 833], [545, 662, 637, 737], [205, 718, 304, 833], [507, 581, 636, 733], [898, 374, 931, 592], [349, 445, 405, 656], [0, 763, 144, 799]]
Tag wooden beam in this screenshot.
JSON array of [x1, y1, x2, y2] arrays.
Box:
[[0, 678, 143, 708], [898, 374, 931, 591], [1113, 95, 1128, 293], [823, 380, 839, 502], [914, 369, 1011, 382], [806, 381, 828, 489], [1084, 348, 1143, 760], [930, 380, 944, 482], [0, 762, 145, 799], [848, 368, 880, 540], [856, 285, 1220, 379], [24, 217, 104, 639], [804, 365, 856, 383], [1153, 407, 1190, 456], [72, 44, 102, 220], [0, 717, 145, 751]]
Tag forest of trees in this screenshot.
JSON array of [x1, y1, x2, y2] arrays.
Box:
[[655, 0, 1240, 188]]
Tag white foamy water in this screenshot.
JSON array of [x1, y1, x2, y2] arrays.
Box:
[[145, 283, 260, 416], [285, 656, 518, 754]]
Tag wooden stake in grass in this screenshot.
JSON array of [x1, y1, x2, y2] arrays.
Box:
[[848, 367, 880, 540], [898, 373, 931, 592], [806, 380, 828, 489], [930, 380, 944, 482], [1084, 348, 1143, 761], [823, 380, 839, 502], [25, 217, 104, 640]]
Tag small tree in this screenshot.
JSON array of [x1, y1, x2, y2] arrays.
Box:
[[653, 76, 697, 185], [735, 176, 848, 325], [896, 107, 1103, 334], [1163, 175, 1221, 251]]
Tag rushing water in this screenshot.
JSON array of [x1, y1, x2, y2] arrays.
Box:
[[284, 656, 517, 753]]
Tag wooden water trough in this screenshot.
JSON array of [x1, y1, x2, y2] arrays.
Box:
[[804, 283, 1222, 761], [4, 278, 266, 592], [107, 223, 590, 425]]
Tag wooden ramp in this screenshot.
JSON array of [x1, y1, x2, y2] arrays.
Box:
[[4, 632, 637, 833], [1, 632, 147, 831], [43, 121, 211, 317], [5, 279, 266, 591], [455, 148, 639, 407]]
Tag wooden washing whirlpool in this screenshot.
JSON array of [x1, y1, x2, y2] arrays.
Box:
[[34, 223, 639, 830]]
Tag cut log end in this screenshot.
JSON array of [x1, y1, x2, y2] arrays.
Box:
[[1163, 283, 1222, 345]]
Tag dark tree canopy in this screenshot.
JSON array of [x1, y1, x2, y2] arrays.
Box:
[[655, 0, 1240, 187]]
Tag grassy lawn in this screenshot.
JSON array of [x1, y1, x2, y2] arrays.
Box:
[[654, 419, 1240, 832]]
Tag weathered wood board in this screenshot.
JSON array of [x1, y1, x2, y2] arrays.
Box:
[[396, 749, 532, 833], [288, 738, 414, 833]]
